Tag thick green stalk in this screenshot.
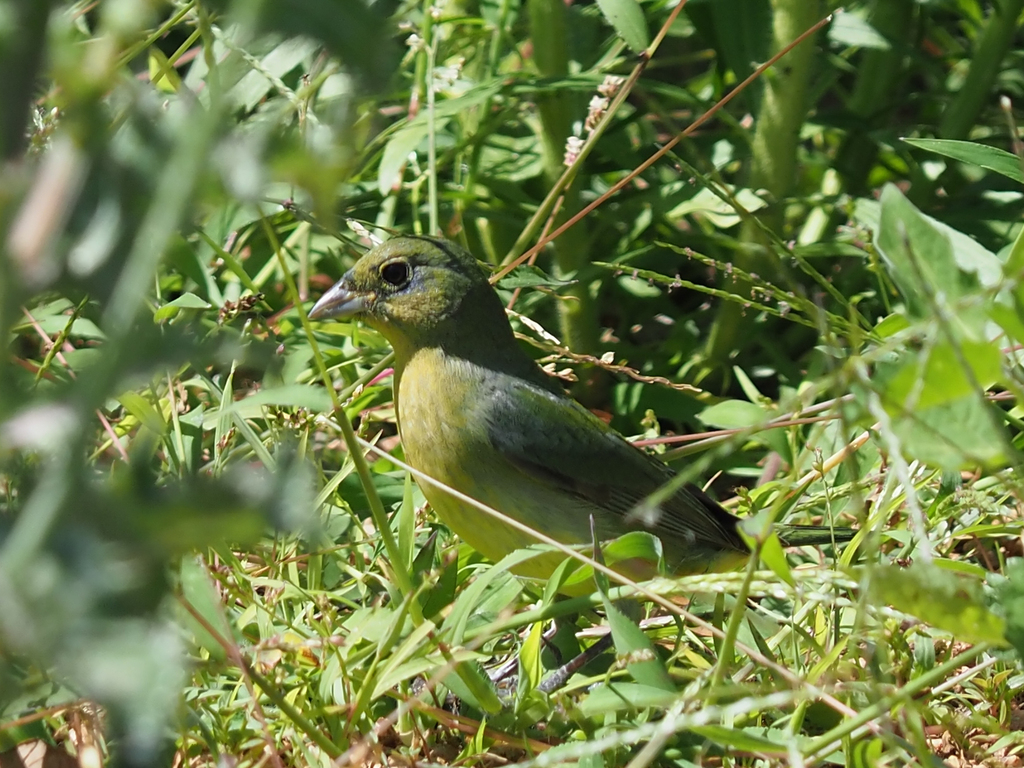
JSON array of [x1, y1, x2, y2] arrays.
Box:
[[527, 0, 600, 394], [704, 0, 820, 373]]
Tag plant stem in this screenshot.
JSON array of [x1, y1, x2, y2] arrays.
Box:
[[704, 0, 821, 373]]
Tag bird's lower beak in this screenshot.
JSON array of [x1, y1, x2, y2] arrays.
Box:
[[308, 280, 372, 320]]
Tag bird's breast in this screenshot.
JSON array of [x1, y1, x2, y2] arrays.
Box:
[[396, 348, 485, 481], [395, 348, 552, 568]]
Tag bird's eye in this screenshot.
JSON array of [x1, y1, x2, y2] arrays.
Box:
[[379, 261, 411, 288]]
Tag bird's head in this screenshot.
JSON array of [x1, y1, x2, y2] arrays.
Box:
[[309, 236, 503, 357]]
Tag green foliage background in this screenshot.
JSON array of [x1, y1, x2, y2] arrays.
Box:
[[3, 0, 1024, 765]]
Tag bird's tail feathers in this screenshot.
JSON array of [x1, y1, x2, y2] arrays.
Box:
[[776, 525, 856, 548]]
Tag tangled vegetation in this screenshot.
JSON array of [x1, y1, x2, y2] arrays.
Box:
[[4, 0, 1024, 766]]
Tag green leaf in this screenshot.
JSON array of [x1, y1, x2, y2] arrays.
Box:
[[600, 598, 675, 692], [903, 138, 1024, 184], [880, 339, 1002, 411], [875, 184, 979, 322], [697, 399, 767, 429], [848, 738, 886, 768], [398, 473, 415, 571], [691, 725, 791, 754], [669, 186, 767, 229], [894, 396, 1006, 471], [759, 532, 795, 588], [559, 532, 662, 592], [577, 682, 678, 716], [995, 559, 1024, 660], [378, 121, 434, 196], [153, 292, 213, 322], [1004, 217, 1024, 279], [874, 313, 910, 338], [118, 391, 166, 436], [518, 621, 544, 697], [444, 660, 505, 715], [202, 385, 333, 425], [869, 563, 1006, 645], [496, 264, 572, 290], [209, 0, 399, 91], [179, 556, 230, 662], [595, 0, 649, 52], [828, 11, 891, 50]]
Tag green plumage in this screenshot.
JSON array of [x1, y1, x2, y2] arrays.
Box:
[[309, 236, 854, 581]]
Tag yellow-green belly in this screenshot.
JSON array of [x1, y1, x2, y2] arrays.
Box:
[[396, 348, 599, 580]]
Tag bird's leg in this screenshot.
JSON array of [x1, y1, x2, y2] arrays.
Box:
[[537, 633, 614, 693], [489, 622, 562, 685], [539, 624, 565, 668]]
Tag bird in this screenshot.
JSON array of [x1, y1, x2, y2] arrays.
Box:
[[309, 235, 855, 583]]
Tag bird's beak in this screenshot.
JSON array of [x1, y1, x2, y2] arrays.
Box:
[[308, 279, 372, 320]]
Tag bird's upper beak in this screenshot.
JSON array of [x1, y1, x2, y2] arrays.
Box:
[[308, 279, 372, 320]]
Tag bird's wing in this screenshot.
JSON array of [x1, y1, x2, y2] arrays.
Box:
[[482, 377, 744, 552]]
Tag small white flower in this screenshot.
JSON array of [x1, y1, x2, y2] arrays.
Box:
[[346, 219, 382, 245], [563, 135, 585, 167], [585, 95, 609, 134], [597, 75, 625, 98]]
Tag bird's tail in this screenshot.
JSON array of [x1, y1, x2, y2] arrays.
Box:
[[776, 525, 857, 548]]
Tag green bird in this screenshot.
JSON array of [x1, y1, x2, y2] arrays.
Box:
[[310, 236, 854, 582]]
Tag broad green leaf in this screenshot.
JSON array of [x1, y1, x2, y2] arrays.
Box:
[[828, 11, 891, 50], [442, 548, 539, 644], [933, 557, 990, 580], [118, 391, 167, 436], [496, 264, 571, 290], [880, 339, 1001, 411], [691, 726, 792, 755], [178, 556, 230, 662], [577, 682, 678, 716], [560, 531, 662, 591], [869, 563, 1006, 645], [874, 313, 910, 338], [372, 619, 443, 698], [738, 513, 794, 587], [202, 385, 333, 426], [995, 559, 1024, 660], [848, 738, 886, 768], [398, 473, 415, 571], [600, 598, 675, 692], [1004, 217, 1024, 279], [669, 186, 767, 229], [697, 399, 767, 429], [230, 38, 319, 111], [867, 186, 1003, 292], [204, 0, 398, 91], [153, 292, 213, 322], [595, 0, 649, 52], [378, 121, 433, 196], [518, 622, 544, 697], [903, 138, 1024, 184], [875, 184, 978, 322], [443, 660, 505, 715], [759, 532, 795, 587], [989, 303, 1024, 345], [893, 395, 1006, 470]]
